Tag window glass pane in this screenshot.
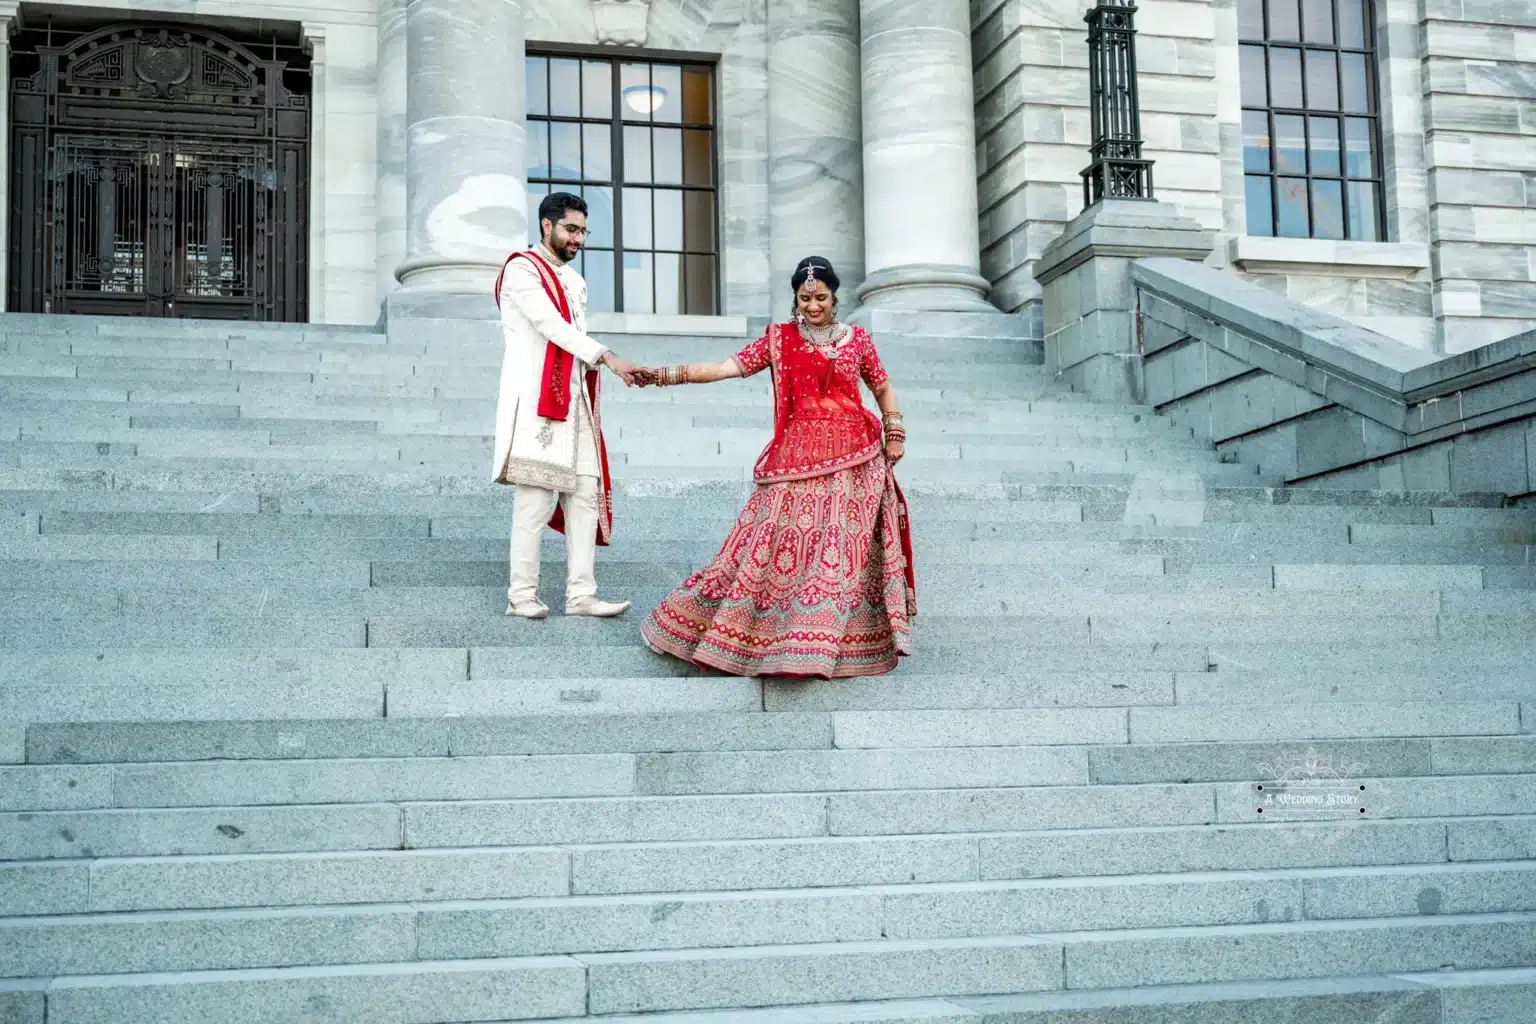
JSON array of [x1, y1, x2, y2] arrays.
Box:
[[622, 187, 652, 249], [682, 68, 712, 124], [1302, 0, 1334, 44], [682, 130, 713, 186], [653, 128, 683, 184], [550, 59, 580, 117], [1276, 177, 1310, 237], [623, 126, 651, 183], [1238, 0, 1264, 39], [1308, 116, 1341, 176], [655, 253, 682, 314], [1340, 53, 1370, 112], [652, 65, 682, 124], [1269, 0, 1300, 39], [526, 57, 548, 116], [623, 251, 654, 313], [1344, 117, 1375, 177], [685, 254, 716, 314], [1311, 179, 1344, 239], [582, 59, 612, 119], [583, 249, 616, 312], [582, 185, 615, 248], [683, 190, 715, 251], [1338, 0, 1367, 47], [1347, 180, 1380, 240], [1305, 49, 1338, 109], [1243, 110, 1272, 172], [527, 120, 550, 177], [1274, 114, 1307, 174], [620, 63, 653, 122], [1245, 175, 1274, 236], [1270, 48, 1303, 107], [654, 189, 683, 250], [1240, 45, 1268, 105], [550, 122, 581, 180], [526, 184, 549, 246], [582, 124, 612, 182]]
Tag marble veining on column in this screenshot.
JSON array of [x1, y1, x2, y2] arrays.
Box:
[[398, 0, 527, 291], [859, 0, 992, 310], [375, 0, 407, 307], [767, 0, 864, 300]]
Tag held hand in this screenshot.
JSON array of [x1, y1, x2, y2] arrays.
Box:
[[629, 367, 659, 387], [600, 352, 643, 387]]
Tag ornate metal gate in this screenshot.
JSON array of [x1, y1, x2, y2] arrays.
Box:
[[8, 23, 311, 319]]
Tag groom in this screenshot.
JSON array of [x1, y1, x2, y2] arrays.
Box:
[[493, 191, 642, 619]]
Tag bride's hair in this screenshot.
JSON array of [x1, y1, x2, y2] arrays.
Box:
[[790, 256, 840, 319], [791, 256, 840, 295]]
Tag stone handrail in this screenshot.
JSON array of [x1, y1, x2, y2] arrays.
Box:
[[1130, 257, 1536, 500]]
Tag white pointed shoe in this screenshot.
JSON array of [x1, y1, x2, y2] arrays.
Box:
[[566, 596, 631, 618], [506, 598, 550, 619]]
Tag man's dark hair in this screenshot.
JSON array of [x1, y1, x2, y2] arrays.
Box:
[[539, 191, 588, 233]]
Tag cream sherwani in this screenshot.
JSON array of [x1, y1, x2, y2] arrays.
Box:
[[494, 246, 608, 607]]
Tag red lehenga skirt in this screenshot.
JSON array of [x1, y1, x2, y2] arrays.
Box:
[[642, 456, 915, 678]]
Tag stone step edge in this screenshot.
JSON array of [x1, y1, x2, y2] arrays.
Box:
[[514, 969, 1536, 1022], [6, 811, 1535, 864], [6, 783, 1536, 820], [21, 717, 1536, 764], [6, 857, 1536, 923], [12, 718, 1534, 767], [6, 910, 1536, 984]]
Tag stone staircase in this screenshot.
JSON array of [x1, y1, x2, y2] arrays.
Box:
[[1, 310, 1534, 1023]]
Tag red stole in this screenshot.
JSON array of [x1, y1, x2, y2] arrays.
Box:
[[494, 249, 614, 545]]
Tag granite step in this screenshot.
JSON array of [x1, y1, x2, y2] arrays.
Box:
[[7, 863, 1536, 978], [10, 773, 1536, 861], [10, 820, 1526, 916], [19, 914, 1536, 1021], [516, 970, 1536, 1024]]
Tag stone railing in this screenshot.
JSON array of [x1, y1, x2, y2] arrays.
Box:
[[1131, 257, 1536, 502]]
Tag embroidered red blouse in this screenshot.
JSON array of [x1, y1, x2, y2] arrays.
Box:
[[733, 322, 892, 484]]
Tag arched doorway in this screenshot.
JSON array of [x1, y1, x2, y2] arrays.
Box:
[[8, 20, 311, 320]]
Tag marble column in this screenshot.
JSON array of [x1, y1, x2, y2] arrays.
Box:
[[394, 0, 526, 292], [767, 0, 864, 307], [855, 0, 993, 311], [375, 0, 408, 306]]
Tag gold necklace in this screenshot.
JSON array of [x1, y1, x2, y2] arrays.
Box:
[[799, 320, 848, 352]]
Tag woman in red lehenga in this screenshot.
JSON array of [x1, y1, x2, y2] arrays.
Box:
[[636, 256, 915, 678]]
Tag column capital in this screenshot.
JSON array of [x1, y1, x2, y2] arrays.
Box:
[[301, 23, 328, 61]]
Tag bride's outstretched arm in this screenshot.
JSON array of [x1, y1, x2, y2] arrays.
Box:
[[638, 358, 744, 386]]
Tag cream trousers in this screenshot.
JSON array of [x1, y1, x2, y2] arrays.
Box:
[[508, 475, 600, 606]]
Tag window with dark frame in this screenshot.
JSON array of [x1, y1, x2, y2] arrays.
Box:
[[1238, 0, 1384, 241], [525, 50, 719, 315]]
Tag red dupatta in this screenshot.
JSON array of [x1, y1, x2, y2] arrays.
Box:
[[762, 323, 917, 608], [494, 249, 614, 545]]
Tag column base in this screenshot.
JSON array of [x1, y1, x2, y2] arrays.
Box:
[[854, 263, 997, 313], [394, 254, 505, 295]]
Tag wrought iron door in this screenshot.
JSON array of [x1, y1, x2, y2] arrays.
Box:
[[9, 23, 310, 320]]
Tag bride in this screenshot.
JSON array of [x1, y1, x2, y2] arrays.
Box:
[[633, 256, 915, 678]]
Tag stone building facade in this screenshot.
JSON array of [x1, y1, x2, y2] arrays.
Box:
[[3, 0, 1531, 354]]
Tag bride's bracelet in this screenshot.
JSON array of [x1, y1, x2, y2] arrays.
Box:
[[656, 364, 692, 387]]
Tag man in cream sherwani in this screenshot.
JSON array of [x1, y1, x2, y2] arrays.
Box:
[[494, 192, 641, 619]]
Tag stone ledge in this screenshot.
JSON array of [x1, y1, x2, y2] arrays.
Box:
[[1036, 200, 1215, 288], [1228, 237, 1431, 280]]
